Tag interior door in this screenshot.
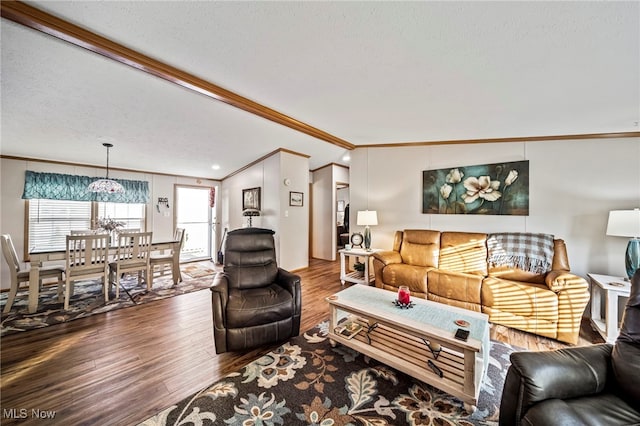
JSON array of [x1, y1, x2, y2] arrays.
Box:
[[175, 185, 213, 262]]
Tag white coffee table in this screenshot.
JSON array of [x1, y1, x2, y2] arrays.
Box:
[[327, 285, 490, 412]]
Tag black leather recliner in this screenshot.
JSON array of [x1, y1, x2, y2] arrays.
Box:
[[210, 228, 301, 353], [499, 269, 640, 425]]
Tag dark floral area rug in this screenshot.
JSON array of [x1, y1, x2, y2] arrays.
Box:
[[139, 321, 521, 426], [0, 264, 218, 336]]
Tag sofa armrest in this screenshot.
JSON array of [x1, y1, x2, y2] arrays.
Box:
[[499, 344, 612, 425], [372, 250, 403, 266], [545, 271, 589, 292]]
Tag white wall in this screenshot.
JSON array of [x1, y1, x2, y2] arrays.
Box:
[[0, 157, 218, 289], [348, 137, 640, 279], [220, 150, 309, 271], [279, 152, 310, 271]]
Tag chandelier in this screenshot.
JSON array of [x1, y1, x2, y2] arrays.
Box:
[[88, 143, 125, 194]]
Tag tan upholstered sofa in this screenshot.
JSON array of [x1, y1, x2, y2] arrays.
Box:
[[372, 230, 590, 344]]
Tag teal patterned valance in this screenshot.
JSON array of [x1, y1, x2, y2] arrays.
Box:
[[22, 171, 150, 203]]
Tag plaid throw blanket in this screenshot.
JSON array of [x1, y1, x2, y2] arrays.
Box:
[[487, 232, 554, 274]]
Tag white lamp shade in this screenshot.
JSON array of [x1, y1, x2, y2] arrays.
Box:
[[357, 210, 378, 226], [87, 178, 125, 194], [606, 209, 640, 238]]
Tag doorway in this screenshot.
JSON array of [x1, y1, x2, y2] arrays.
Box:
[[175, 185, 214, 262], [336, 183, 349, 251]]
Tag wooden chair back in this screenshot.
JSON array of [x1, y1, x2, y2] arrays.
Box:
[[174, 228, 186, 252], [1, 234, 21, 275], [66, 234, 110, 274], [114, 232, 152, 267]]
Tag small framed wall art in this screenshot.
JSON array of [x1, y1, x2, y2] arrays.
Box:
[[289, 191, 303, 207], [242, 187, 261, 210]]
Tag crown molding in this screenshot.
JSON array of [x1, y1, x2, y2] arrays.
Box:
[[310, 162, 350, 173], [0, 154, 220, 182], [357, 131, 640, 148], [222, 148, 310, 180]]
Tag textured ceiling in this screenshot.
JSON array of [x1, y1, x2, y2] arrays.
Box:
[[1, 1, 638, 179]]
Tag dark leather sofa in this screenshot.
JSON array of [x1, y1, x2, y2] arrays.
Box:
[[499, 270, 640, 425], [210, 228, 301, 353]]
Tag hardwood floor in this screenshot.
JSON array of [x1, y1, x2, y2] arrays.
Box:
[[0, 258, 602, 425]]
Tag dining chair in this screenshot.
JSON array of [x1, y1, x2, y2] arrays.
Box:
[[65, 234, 110, 310], [150, 228, 185, 286], [109, 231, 152, 298], [1, 234, 65, 314]]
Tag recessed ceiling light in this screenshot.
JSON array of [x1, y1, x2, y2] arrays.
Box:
[[211, 164, 221, 170]]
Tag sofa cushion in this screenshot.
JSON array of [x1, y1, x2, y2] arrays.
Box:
[[439, 232, 487, 275], [380, 263, 430, 295], [524, 394, 640, 426], [399, 230, 440, 267], [427, 269, 482, 311], [525, 393, 640, 426], [482, 277, 558, 322]]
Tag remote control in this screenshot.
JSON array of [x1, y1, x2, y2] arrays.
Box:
[[455, 328, 470, 341], [427, 360, 443, 378]]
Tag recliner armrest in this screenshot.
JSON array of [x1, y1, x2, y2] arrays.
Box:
[[276, 268, 300, 292], [372, 250, 402, 266], [545, 270, 589, 292], [277, 268, 302, 336], [210, 272, 230, 353], [277, 268, 301, 309], [500, 344, 613, 425], [211, 272, 229, 319]]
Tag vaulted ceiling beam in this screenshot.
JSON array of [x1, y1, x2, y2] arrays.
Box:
[[1, 0, 355, 150]]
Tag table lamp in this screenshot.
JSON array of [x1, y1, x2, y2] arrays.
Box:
[[357, 210, 378, 251], [606, 208, 640, 279], [242, 208, 260, 227]]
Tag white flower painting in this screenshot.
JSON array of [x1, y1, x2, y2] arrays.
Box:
[[423, 160, 528, 215]]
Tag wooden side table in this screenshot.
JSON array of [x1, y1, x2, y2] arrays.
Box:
[[588, 273, 631, 343], [339, 248, 380, 285]]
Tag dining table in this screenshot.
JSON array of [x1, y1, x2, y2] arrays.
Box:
[[27, 239, 180, 314]]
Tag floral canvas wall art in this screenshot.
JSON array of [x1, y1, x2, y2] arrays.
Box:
[[422, 160, 529, 215]]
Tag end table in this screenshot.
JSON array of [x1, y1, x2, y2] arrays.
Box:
[[339, 248, 380, 286], [588, 273, 631, 343]]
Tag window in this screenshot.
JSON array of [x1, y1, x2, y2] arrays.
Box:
[[97, 202, 145, 232], [27, 200, 146, 254], [28, 199, 92, 252]]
